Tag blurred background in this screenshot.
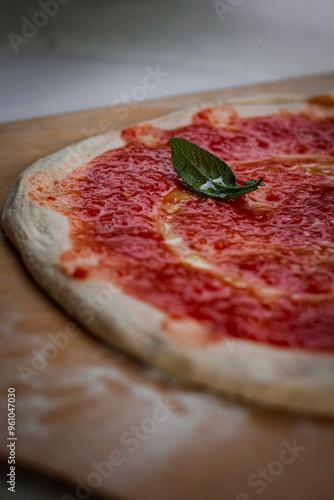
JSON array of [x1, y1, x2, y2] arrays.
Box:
[[1, 0, 334, 123]]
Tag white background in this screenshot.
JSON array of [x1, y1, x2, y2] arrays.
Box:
[[1, 0, 334, 123]]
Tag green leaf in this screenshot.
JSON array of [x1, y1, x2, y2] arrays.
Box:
[[170, 137, 265, 200]]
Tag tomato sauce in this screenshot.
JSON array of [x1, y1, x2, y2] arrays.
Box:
[[29, 107, 334, 349]]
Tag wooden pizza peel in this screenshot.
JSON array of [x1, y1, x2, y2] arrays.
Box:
[[1, 74, 334, 500]]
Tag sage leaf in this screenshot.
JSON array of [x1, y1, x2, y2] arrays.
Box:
[[170, 137, 264, 200]]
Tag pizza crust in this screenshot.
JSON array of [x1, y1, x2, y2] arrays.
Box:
[[2, 94, 334, 416]]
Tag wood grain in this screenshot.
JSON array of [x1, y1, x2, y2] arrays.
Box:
[[1, 74, 334, 500]]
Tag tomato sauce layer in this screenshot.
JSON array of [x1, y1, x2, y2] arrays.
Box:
[[29, 107, 334, 350]]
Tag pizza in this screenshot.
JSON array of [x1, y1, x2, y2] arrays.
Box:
[[2, 94, 334, 416]]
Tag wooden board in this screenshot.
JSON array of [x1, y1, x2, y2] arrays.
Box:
[[1, 74, 334, 500]]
